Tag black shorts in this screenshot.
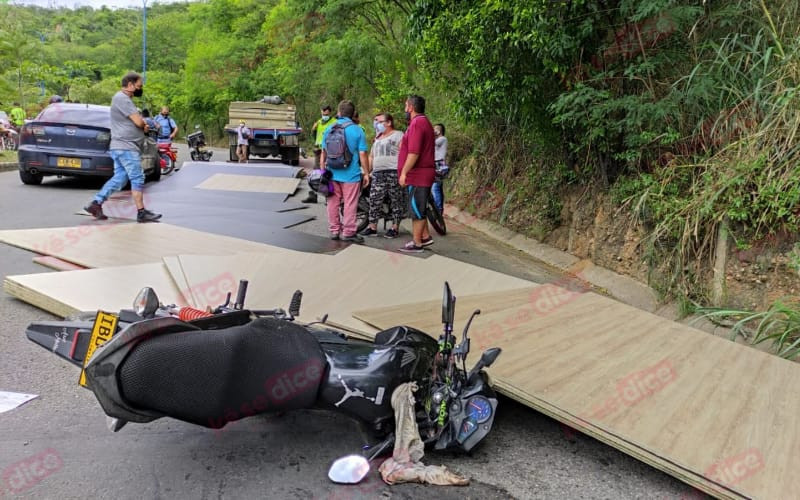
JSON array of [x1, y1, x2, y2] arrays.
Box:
[[406, 185, 431, 220]]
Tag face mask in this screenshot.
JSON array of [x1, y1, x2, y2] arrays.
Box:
[[321, 115, 331, 122], [162, 113, 169, 117], [376, 122, 386, 134], [405, 111, 411, 121], [133, 87, 143, 97]]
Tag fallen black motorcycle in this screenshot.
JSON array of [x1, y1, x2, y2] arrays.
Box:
[[25, 280, 500, 481]]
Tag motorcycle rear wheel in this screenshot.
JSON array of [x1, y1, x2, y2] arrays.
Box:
[[160, 154, 175, 175]]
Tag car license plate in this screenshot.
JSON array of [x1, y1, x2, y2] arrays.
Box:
[[57, 157, 82, 168], [79, 311, 118, 387]]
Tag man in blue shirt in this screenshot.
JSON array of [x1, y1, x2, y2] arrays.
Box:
[[320, 100, 370, 243], [153, 106, 177, 144]]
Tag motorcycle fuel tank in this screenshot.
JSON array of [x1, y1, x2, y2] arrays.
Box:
[[317, 326, 438, 434]]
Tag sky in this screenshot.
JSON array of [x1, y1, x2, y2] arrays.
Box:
[[7, 0, 189, 8]]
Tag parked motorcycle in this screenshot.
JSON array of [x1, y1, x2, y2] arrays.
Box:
[[157, 141, 178, 175], [187, 125, 213, 161], [25, 281, 500, 482]]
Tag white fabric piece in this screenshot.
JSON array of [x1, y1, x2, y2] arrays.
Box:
[[378, 382, 469, 486]]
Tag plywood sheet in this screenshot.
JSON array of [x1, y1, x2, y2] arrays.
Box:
[[0, 223, 293, 268], [32, 256, 86, 271], [194, 174, 300, 195], [4, 263, 187, 317], [186, 162, 301, 176], [173, 245, 534, 331], [353, 289, 796, 500], [173, 252, 335, 309]]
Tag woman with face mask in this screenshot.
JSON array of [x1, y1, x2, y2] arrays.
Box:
[[360, 113, 405, 238]]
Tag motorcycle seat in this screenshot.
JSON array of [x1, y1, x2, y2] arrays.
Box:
[[104, 317, 326, 428]]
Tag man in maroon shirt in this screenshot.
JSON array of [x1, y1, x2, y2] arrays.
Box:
[[397, 95, 436, 253]]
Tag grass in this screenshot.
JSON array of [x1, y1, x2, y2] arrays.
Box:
[[0, 150, 17, 162], [694, 298, 800, 359]]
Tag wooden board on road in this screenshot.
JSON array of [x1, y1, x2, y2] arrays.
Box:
[[352, 288, 796, 500], [4, 263, 187, 317], [194, 174, 300, 195], [0, 223, 295, 268], [171, 245, 534, 330]]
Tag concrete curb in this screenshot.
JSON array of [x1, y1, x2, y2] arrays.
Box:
[[0, 162, 18, 173], [445, 204, 661, 313]]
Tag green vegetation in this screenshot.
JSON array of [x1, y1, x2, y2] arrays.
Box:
[[696, 298, 800, 359], [1, 0, 797, 302]]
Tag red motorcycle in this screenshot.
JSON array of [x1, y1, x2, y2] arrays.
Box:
[[157, 141, 178, 175]]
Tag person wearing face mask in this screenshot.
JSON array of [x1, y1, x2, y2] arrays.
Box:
[[153, 106, 178, 145], [304, 105, 336, 203], [360, 113, 404, 238], [84, 72, 161, 223], [311, 105, 334, 169]]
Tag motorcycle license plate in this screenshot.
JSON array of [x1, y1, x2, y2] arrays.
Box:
[[78, 311, 118, 387], [57, 157, 82, 168]]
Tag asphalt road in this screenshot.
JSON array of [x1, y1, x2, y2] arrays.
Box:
[[0, 148, 699, 499]]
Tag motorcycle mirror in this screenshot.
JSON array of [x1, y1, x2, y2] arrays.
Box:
[[442, 281, 455, 325], [133, 287, 159, 318], [328, 454, 370, 484], [480, 347, 502, 368], [467, 347, 502, 382]]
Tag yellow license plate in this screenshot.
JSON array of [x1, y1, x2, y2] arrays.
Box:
[[79, 311, 118, 387], [57, 157, 82, 168]]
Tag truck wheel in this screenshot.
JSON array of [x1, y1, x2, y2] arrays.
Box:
[[229, 146, 237, 162]]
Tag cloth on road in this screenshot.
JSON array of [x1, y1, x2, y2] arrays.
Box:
[[378, 382, 469, 486]]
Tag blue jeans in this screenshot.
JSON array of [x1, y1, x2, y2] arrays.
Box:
[[432, 180, 444, 212], [94, 149, 144, 203]]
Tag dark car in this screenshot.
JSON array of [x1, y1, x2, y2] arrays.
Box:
[[17, 103, 159, 185]]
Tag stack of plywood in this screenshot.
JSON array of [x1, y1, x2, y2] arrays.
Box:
[[227, 101, 297, 129]]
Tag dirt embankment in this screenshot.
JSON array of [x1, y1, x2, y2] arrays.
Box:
[[470, 185, 799, 310]]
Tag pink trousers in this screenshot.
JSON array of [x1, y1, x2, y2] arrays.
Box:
[[327, 181, 361, 236]]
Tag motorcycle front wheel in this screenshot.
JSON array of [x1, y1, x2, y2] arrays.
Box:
[[160, 154, 175, 175]]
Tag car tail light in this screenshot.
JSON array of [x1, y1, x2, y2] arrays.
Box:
[[96, 131, 110, 142], [30, 126, 45, 136]]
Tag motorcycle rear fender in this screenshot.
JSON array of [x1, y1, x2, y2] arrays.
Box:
[[84, 317, 201, 424]]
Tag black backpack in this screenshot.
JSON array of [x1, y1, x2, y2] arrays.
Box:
[[324, 122, 353, 169]]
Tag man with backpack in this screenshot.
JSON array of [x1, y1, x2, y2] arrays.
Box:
[[153, 106, 177, 144], [320, 100, 369, 243]]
